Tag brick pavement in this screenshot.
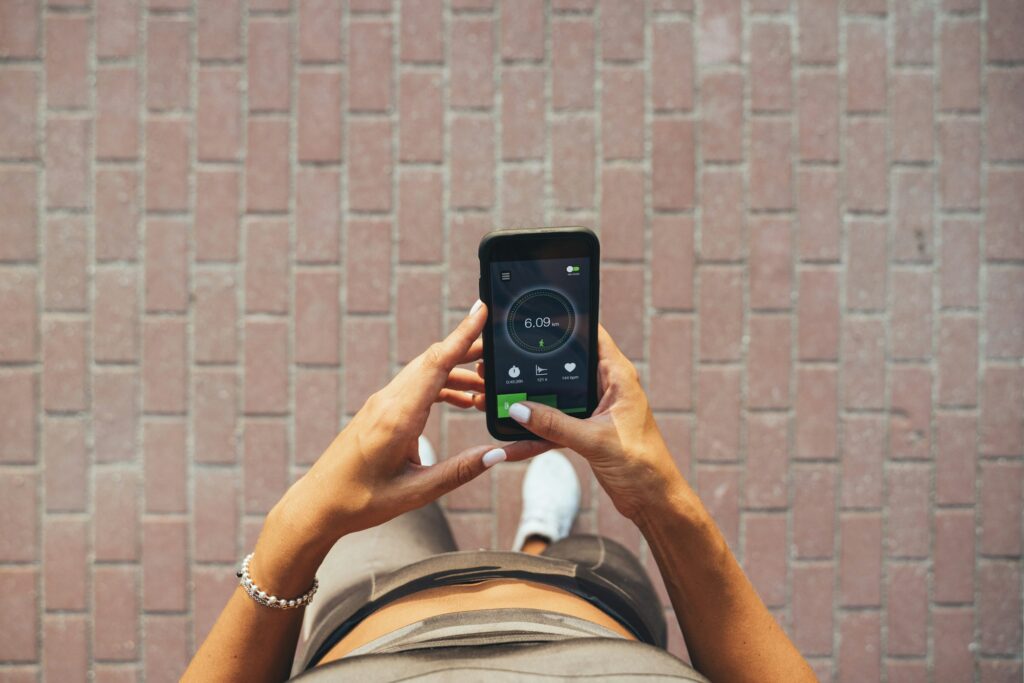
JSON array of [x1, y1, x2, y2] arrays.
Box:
[[0, 0, 1022, 680]]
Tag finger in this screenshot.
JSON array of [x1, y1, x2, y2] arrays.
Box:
[[501, 439, 557, 462], [475, 361, 485, 379], [457, 339, 483, 366], [472, 392, 486, 412], [404, 444, 504, 502], [435, 388, 477, 409], [505, 400, 602, 454], [445, 368, 485, 393]]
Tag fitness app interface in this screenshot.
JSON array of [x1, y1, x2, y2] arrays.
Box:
[[490, 257, 591, 419]]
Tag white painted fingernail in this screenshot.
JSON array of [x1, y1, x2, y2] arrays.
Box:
[[482, 448, 506, 467], [470, 299, 483, 316], [508, 403, 531, 423]]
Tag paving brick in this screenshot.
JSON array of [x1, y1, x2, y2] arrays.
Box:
[[892, 74, 934, 163], [144, 420, 187, 514], [893, 0, 933, 65], [0, 471, 37, 562], [978, 560, 1022, 655], [45, 117, 90, 209], [198, 0, 241, 60], [937, 315, 977, 407], [980, 460, 1023, 557], [845, 118, 887, 213], [892, 169, 934, 263], [699, 0, 741, 65], [194, 467, 239, 563], [744, 413, 788, 508], [552, 19, 595, 110], [398, 169, 443, 264], [44, 518, 88, 611], [94, 268, 139, 363], [94, 566, 138, 660], [299, 71, 342, 163], [142, 518, 188, 612], [793, 465, 836, 559], [43, 417, 87, 510], [791, 563, 833, 655], [0, 0, 39, 58], [981, 365, 1024, 456], [845, 219, 887, 311], [44, 217, 87, 313], [700, 168, 744, 261], [143, 319, 186, 415], [795, 366, 837, 460], [750, 22, 791, 112], [501, 167, 545, 227], [798, 72, 839, 162], [0, 269, 38, 363], [193, 269, 238, 364], [94, 469, 140, 562], [887, 562, 928, 656], [988, 0, 1024, 62], [0, 568, 38, 662], [648, 316, 692, 411], [695, 367, 741, 462], [652, 119, 694, 209], [348, 119, 393, 212], [941, 19, 981, 111], [244, 320, 289, 416], [987, 70, 1024, 162], [246, 119, 290, 213], [0, 68, 38, 160], [651, 216, 694, 311], [295, 368, 338, 466], [444, 414, 495, 511], [343, 317, 391, 414], [941, 219, 980, 308], [145, 219, 189, 314], [696, 464, 740, 550], [842, 318, 885, 410], [296, 168, 341, 264], [245, 219, 290, 314], [979, 661, 1024, 683], [42, 318, 87, 413], [887, 466, 930, 558], [295, 271, 340, 366], [197, 68, 242, 162], [845, 22, 886, 112], [502, 68, 545, 160], [143, 615, 189, 683], [451, 18, 494, 110], [145, 119, 189, 212], [797, 268, 839, 361], [936, 413, 976, 506], [193, 369, 238, 464], [837, 613, 881, 683], [0, 370, 36, 464], [602, 67, 645, 160], [890, 366, 931, 460], [299, 0, 342, 62], [397, 271, 443, 364], [147, 18, 190, 112], [552, 118, 595, 210], [400, 0, 442, 64], [346, 219, 392, 313], [887, 660, 927, 683], [933, 608, 974, 683], [749, 216, 793, 310], [44, 614, 88, 682], [699, 72, 743, 162], [841, 414, 885, 508], [939, 119, 981, 211], [349, 20, 392, 112], [600, 166, 644, 260], [840, 512, 882, 606], [699, 266, 743, 361], [749, 118, 792, 210], [743, 513, 787, 606], [601, 264, 644, 359], [46, 15, 89, 109], [986, 169, 1024, 262], [97, 67, 140, 161], [192, 566, 237, 647], [889, 270, 932, 361], [94, 171, 139, 263], [652, 21, 693, 111], [934, 508, 975, 603], [986, 267, 1024, 359], [93, 370, 139, 463], [0, 167, 36, 262], [392, 79, 441, 160], [248, 19, 291, 113], [501, 0, 545, 61]]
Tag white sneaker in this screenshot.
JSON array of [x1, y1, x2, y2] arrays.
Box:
[[418, 435, 437, 466], [511, 450, 581, 552]]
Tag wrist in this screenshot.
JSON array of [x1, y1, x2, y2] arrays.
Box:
[[632, 474, 706, 535]]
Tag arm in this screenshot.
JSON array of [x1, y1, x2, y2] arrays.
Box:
[[501, 326, 816, 683], [184, 303, 550, 682]]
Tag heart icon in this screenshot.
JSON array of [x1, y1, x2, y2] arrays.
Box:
[[564, 362, 576, 373]]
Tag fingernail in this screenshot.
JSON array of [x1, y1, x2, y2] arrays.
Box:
[[470, 299, 483, 316], [482, 448, 506, 467], [508, 403, 530, 423]]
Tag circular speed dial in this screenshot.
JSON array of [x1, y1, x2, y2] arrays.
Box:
[[506, 289, 575, 354]]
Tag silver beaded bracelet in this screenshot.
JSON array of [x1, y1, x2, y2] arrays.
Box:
[[236, 552, 319, 609]]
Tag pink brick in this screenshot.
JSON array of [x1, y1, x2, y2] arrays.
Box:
[[603, 67, 645, 159], [795, 366, 837, 459], [938, 315, 978, 407], [887, 465, 930, 557], [981, 460, 1023, 556], [890, 365, 931, 460], [887, 562, 928, 655], [346, 219, 391, 313], [988, 0, 1024, 62], [145, 219, 188, 313], [750, 118, 792, 210], [192, 566, 237, 647], [941, 20, 981, 111], [793, 465, 836, 558], [700, 72, 743, 162], [979, 661, 1024, 683], [244, 320, 289, 415], [934, 508, 975, 603], [94, 566, 138, 660], [295, 271, 340, 366], [892, 73, 934, 162], [893, 0, 933, 65], [451, 18, 494, 109], [246, 119, 290, 212], [602, 0, 644, 61], [842, 318, 885, 410], [797, 268, 839, 361], [198, 68, 242, 162], [696, 464, 740, 549], [400, 0, 442, 63], [501, 167, 545, 227], [659, 414, 692, 483], [845, 22, 886, 112], [747, 315, 791, 409], [601, 264, 645, 359], [0, 471, 36, 562], [986, 267, 1024, 358], [0, 568, 37, 661], [244, 420, 289, 513], [798, 71, 839, 161], [552, 118, 595, 210], [845, 118, 887, 212], [940, 120, 981, 211], [552, 19, 594, 110], [981, 365, 1024, 456], [695, 367, 741, 462], [349, 20, 392, 112], [652, 119, 694, 209], [298, 71, 341, 163], [195, 171, 239, 263], [648, 316, 693, 411], [94, 268, 139, 363], [96, 67, 139, 161], [840, 513, 882, 606], [449, 512, 493, 551], [841, 415, 884, 508], [501, 0, 544, 60], [988, 71, 1024, 162], [248, 19, 291, 112], [698, 0, 740, 64], [0, 69, 37, 160], [798, 0, 838, 63], [0, 371, 36, 463], [42, 319, 87, 412], [94, 470, 139, 561], [147, 18, 190, 112], [600, 166, 644, 261], [95, 169, 140, 263], [838, 611, 880, 683], [0, 0, 39, 58], [193, 269, 237, 364], [652, 21, 693, 111], [744, 414, 788, 508], [142, 318, 186, 414], [299, 0, 343, 62], [979, 560, 1023, 656], [44, 217, 87, 311], [145, 119, 189, 212], [798, 168, 840, 262], [398, 169, 443, 263], [348, 119, 393, 212], [245, 219, 289, 314], [44, 615, 88, 683], [46, 15, 89, 109], [93, 370, 138, 463], [142, 518, 188, 612], [46, 117, 90, 209], [195, 467, 239, 563], [986, 170, 1024, 262], [502, 68, 545, 160], [651, 216, 694, 311], [792, 564, 833, 655], [749, 216, 793, 310], [43, 417, 86, 510], [0, 167, 36, 261], [198, 0, 241, 60], [700, 168, 743, 261], [751, 22, 791, 112], [295, 368, 339, 465], [296, 168, 340, 264], [144, 615, 189, 682], [698, 266, 742, 361], [344, 318, 391, 413], [890, 270, 932, 360], [933, 608, 975, 683], [397, 72, 442, 163], [193, 369, 237, 464], [0, 269, 37, 363], [397, 271, 443, 363], [936, 413, 976, 506], [846, 219, 887, 311], [144, 420, 187, 514]]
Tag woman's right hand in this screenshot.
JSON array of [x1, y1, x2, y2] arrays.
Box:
[[501, 325, 688, 522]]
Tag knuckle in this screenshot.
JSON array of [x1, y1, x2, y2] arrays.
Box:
[[539, 409, 562, 439], [424, 343, 447, 370], [452, 458, 476, 487]]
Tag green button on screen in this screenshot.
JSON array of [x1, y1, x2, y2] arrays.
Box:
[[497, 393, 527, 418]]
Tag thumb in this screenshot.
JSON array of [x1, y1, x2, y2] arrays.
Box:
[[507, 401, 600, 453], [412, 440, 551, 500]]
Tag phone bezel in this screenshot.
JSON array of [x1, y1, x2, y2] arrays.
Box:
[[478, 227, 601, 441]]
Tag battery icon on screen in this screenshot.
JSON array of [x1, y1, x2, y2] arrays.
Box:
[[566, 265, 580, 273]]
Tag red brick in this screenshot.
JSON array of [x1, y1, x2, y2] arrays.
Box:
[[979, 560, 1022, 655], [197, 68, 242, 162], [501, 68, 544, 160], [888, 562, 928, 655], [799, 0, 838, 63], [698, 0, 740, 64], [603, 67, 644, 159], [698, 266, 742, 361], [95, 567, 139, 661], [845, 119, 887, 212], [244, 320, 289, 415], [43, 218, 86, 312], [795, 366, 837, 459], [296, 168, 340, 264], [696, 464, 740, 550], [552, 118, 595, 210], [501, 167, 545, 227], [298, 71, 342, 163], [695, 367, 741, 461], [840, 512, 881, 606], [700, 168, 743, 261], [845, 219, 887, 311], [142, 318, 186, 414], [890, 270, 932, 361], [939, 120, 981, 211], [744, 415, 788, 506], [893, 0, 933, 64], [444, 414, 495, 511], [346, 219, 391, 313], [987, 267, 1024, 358], [599, 167, 644, 260], [348, 119, 392, 212], [193, 269, 237, 364], [144, 615, 189, 682], [244, 420, 290, 513], [648, 316, 693, 411], [198, 0, 241, 60], [981, 460, 1023, 556], [450, 18, 494, 109], [841, 415, 884, 508], [147, 18, 190, 112], [980, 661, 1024, 683], [94, 268, 139, 363], [494, 463, 527, 548], [246, 119, 290, 212], [890, 366, 931, 460], [837, 611, 880, 683], [699, 72, 743, 162], [144, 420, 187, 513], [940, 219, 979, 307], [145, 119, 189, 212], [0, 568, 36, 661], [0, 69, 37, 160], [651, 216, 694, 311], [192, 566, 236, 647], [941, 20, 981, 111], [350, 0, 390, 10], [44, 615, 88, 682], [887, 465, 930, 557], [845, 22, 886, 112], [43, 418, 86, 510], [42, 319, 87, 412], [601, 264, 644, 359], [938, 316, 978, 407], [142, 518, 188, 612], [295, 368, 339, 465], [797, 268, 839, 361], [743, 512, 787, 606], [601, 0, 644, 61], [659, 414, 693, 483], [45, 117, 89, 209], [93, 370, 138, 463], [892, 73, 934, 162], [988, 0, 1024, 62], [193, 369, 237, 464], [748, 216, 793, 310], [0, 471, 36, 562], [96, 67, 139, 162], [945, 0, 979, 10], [299, 0, 342, 62], [750, 22, 791, 112], [652, 119, 694, 210], [934, 508, 975, 603], [749, 118, 792, 210], [397, 271, 443, 364], [396, 74, 443, 164], [95, 169, 139, 261], [46, 15, 89, 108], [194, 467, 239, 563], [982, 365, 1024, 456], [95, 470, 140, 562], [294, 271, 340, 365], [933, 608, 975, 683], [842, 318, 885, 409], [448, 512, 493, 551], [552, 19, 594, 110], [0, 168, 36, 262], [245, 219, 289, 314], [248, 19, 291, 113], [397, 169, 443, 264], [652, 22, 692, 112], [0, 371, 36, 463], [793, 465, 836, 558], [791, 564, 833, 655], [798, 71, 839, 160], [0, 0, 39, 58], [349, 20, 392, 112], [145, 219, 188, 314], [501, 0, 544, 60], [893, 170, 934, 264], [0, 270, 37, 363], [400, 0, 443, 63], [342, 312, 386, 409], [986, 170, 1024, 262], [987, 70, 1024, 162], [936, 413, 976, 506]]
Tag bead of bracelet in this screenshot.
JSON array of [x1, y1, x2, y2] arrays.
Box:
[[236, 552, 318, 609]]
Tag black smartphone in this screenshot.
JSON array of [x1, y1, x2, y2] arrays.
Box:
[[478, 227, 600, 441]]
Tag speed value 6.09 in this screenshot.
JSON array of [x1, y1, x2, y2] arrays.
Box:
[[506, 289, 575, 354]]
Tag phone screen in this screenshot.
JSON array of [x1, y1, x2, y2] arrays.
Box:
[[488, 256, 592, 419]]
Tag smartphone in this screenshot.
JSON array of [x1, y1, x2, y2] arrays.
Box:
[[478, 227, 600, 441]]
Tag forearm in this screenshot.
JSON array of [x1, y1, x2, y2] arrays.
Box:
[[637, 479, 815, 683]]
